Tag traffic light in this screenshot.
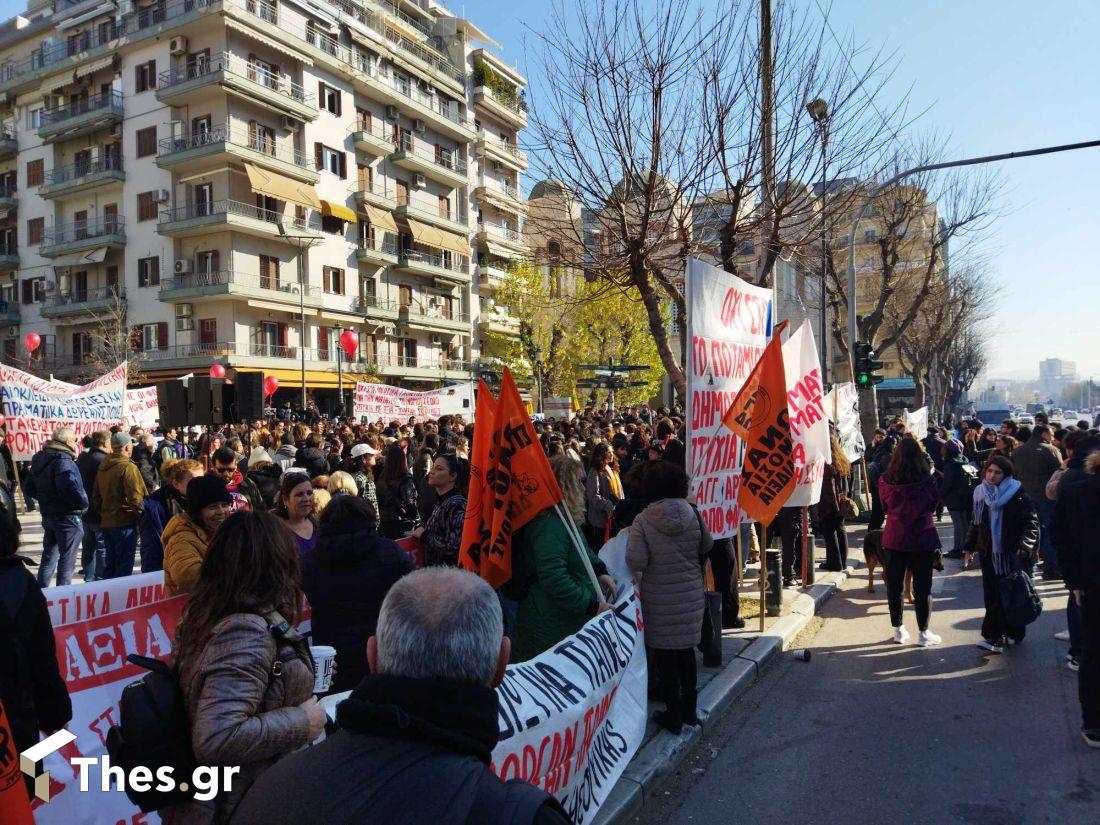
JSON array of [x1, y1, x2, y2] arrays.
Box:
[[854, 341, 884, 387]]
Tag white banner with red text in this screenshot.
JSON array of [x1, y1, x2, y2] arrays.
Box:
[[685, 258, 774, 538], [826, 382, 865, 462], [353, 381, 475, 421], [781, 321, 830, 506]]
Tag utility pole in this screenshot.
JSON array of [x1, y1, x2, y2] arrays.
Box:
[[758, 0, 775, 290]]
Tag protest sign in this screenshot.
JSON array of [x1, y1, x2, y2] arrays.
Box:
[[125, 386, 160, 431], [826, 382, 865, 462], [905, 406, 929, 436], [781, 321, 830, 506], [544, 397, 573, 420], [353, 381, 474, 421], [685, 258, 773, 538], [0, 363, 127, 459]]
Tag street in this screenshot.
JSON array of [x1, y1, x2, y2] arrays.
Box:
[[633, 542, 1100, 825]]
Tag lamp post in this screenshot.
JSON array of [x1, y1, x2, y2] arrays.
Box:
[[277, 222, 318, 411], [806, 97, 829, 385], [532, 345, 543, 415], [333, 321, 344, 417]]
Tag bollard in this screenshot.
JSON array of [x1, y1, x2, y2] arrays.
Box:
[[765, 548, 783, 617]]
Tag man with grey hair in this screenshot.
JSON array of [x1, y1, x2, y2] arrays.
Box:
[[93, 432, 147, 578], [233, 567, 571, 825], [23, 426, 87, 586]]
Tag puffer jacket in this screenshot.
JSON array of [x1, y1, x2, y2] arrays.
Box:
[[132, 443, 160, 492], [162, 613, 314, 825], [879, 475, 942, 553], [24, 441, 87, 518], [162, 513, 212, 596], [93, 452, 147, 528], [626, 498, 713, 650]]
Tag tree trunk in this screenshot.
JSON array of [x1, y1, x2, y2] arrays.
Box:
[[912, 378, 926, 409], [634, 268, 686, 398]]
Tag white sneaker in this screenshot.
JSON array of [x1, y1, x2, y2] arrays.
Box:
[[917, 630, 942, 647], [977, 639, 1004, 654], [1068, 657, 1080, 672], [1055, 630, 1071, 642], [893, 626, 911, 644]]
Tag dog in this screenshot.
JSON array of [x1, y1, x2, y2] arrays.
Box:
[[862, 529, 914, 602]]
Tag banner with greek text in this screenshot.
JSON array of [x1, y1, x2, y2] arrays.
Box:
[[543, 397, 573, 420], [781, 321, 830, 506], [0, 363, 127, 459], [354, 381, 475, 421], [826, 382, 865, 462], [126, 386, 160, 431], [685, 258, 774, 538]]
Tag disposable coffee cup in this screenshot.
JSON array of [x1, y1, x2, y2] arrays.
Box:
[[310, 646, 337, 694]]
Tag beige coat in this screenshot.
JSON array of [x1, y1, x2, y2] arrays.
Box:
[[627, 499, 713, 650], [161, 613, 314, 825]]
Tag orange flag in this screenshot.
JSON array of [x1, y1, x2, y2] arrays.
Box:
[[459, 381, 498, 577], [721, 321, 797, 524], [0, 699, 35, 825]]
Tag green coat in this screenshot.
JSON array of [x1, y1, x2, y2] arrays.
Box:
[[513, 511, 604, 662]]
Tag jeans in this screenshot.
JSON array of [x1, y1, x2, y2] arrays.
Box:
[[652, 647, 697, 728], [103, 525, 139, 579], [886, 550, 935, 631], [1069, 593, 1082, 660], [1079, 590, 1100, 731], [820, 515, 848, 570], [81, 522, 107, 581], [38, 514, 83, 588], [1035, 497, 1059, 574], [948, 509, 971, 554], [775, 508, 803, 581]]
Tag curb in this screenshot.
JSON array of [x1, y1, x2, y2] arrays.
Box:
[[592, 569, 851, 825]]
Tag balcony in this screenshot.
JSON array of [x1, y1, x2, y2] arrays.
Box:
[[0, 15, 122, 96], [475, 221, 527, 255], [472, 85, 528, 129], [158, 199, 320, 240], [41, 157, 125, 199], [158, 270, 322, 308], [157, 53, 318, 123], [393, 247, 470, 286], [138, 340, 342, 371], [0, 124, 16, 160], [356, 232, 399, 267], [0, 300, 19, 324], [40, 217, 126, 258], [352, 181, 396, 211], [353, 294, 400, 320], [402, 303, 471, 335], [0, 183, 17, 211], [377, 354, 473, 381], [359, 64, 475, 142], [475, 181, 526, 216], [39, 91, 124, 142], [157, 122, 319, 183], [40, 286, 125, 320], [350, 120, 393, 157], [474, 131, 527, 172], [393, 203, 469, 238], [0, 244, 17, 272], [479, 310, 521, 337], [478, 260, 510, 289], [389, 133, 467, 188]]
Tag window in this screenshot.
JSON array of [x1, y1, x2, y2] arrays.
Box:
[[27, 108, 42, 129], [106, 265, 118, 290], [318, 82, 341, 115], [136, 126, 157, 157], [356, 108, 371, 132], [135, 60, 157, 92], [314, 143, 346, 177], [259, 255, 280, 289], [199, 318, 217, 345], [322, 266, 345, 295], [864, 229, 877, 243], [357, 164, 373, 192], [27, 217, 44, 245], [249, 122, 276, 155], [3, 339, 15, 360], [72, 270, 88, 302], [255, 195, 277, 221], [137, 191, 159, 222], [72, 332, 93, 364], [103, 203, 118, 233], [318, 326, 330, 361], [321, 215, 345, 234], [196, 250, 219, 275], [195, 183, 213, 216], [141, 322, 168, 350], [138, 256, 160, 287], [438, 195, 450, 219], [21, 277, 45, 304], [395, 179, 408, 206], [247, 55, 278, 88], [401, 338, 417, 364], [26, 159, 43, 187]]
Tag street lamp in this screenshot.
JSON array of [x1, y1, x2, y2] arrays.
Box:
[[806, 97, 829, 385], [333, 321, 344, 417], [532, 345, 543, 415], [277, 221, 318, 411]]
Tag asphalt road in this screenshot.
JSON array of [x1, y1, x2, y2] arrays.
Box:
[[633, 549, 1100, 825]]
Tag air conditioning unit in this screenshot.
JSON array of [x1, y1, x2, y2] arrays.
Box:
[[280, 283, 301, 294], [413, 118, 426, 133], [175, 317, 194, 332], [413, 173, 426, 189], [430, 334, 442, 345], [281, 115, 299, 131], [385, 104, 399, 120], [117, 0, 134, 15], [156, 188, 171, 203], [169, 36, 188, 56], [174, 258, 192, 274], [174, 302, 193, 318]]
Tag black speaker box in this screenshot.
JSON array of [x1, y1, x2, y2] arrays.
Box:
[[156, 382, 189, 429], [234, 372, 265, 421], [189, 377, 214, 425]]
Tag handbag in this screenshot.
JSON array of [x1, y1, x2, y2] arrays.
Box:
[[838, 494, 859, 520], [998, 570, 1043, 627]]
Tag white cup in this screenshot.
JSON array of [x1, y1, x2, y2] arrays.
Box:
[[310, 645, 337, 694]]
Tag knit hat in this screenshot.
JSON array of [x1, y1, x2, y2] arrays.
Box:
[[247, 447, 274, 468], [111, 431, 133, 450], [945, 439, 964, 456], [186, 475, 232, 519]]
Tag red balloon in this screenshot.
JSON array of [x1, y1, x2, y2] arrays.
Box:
[[23, 332, 40, 353], [339, 329, 359, 358], [263, 376, 279, 397], [209, 364, 226, 379]]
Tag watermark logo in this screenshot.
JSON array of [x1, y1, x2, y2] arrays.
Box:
[[20, 729, 77, 802]]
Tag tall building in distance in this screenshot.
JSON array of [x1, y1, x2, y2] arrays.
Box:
[[0, 0, 526, 406], [1038, 357, 1077, 399]]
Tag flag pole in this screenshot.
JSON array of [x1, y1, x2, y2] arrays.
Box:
[[735, 525, 743, 586], [554, 503, 605, 600], [759, 525, 767, 633]]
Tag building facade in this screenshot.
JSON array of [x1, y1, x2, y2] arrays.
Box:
[[0, 0, 525, 405]]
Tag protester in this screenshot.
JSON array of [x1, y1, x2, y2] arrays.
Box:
[[347, 442, 380, 515], [93, 432, 149, 579], [132, 433, 161, 492], [210, 445, 262, 512], [162, 475, 233, 597], [231, 567, 571, 824], [816, 430, 853, 572], [163, 511, 325, 824], [138, 458, 204, 576], [23, 426, 88, 587], [245, 447, 281, 510], [274, 433, 297, 471], [964, 456, 1039, 654], [879, 436, 943, 646], [414, 432, 440, 523], [377, 443, 419, 539], [585, 442, 622, 548], [274, 472, 318, 556], [295, 432, 329, 478], [302, 495, 414, 693], [1012, 424, 1064, 580], [411, 453, 468, 567], [939, 439, 977, 560], [626, 461, 711, 734], [327, 470, 359, 498], [76, 430, 110, 581]]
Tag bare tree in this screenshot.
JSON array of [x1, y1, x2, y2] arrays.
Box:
[[940, 330, 988, 418], [80, 293, 143, 383]]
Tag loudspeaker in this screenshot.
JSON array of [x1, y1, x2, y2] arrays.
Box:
[[157, 382, 189, 429], [234, 372, 265, 421], [189, 377, 214, 426]]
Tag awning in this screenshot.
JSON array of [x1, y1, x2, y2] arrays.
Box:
[[225, 19, 314, 65], [362, 204, 397, 233], [435, 227, 471, 257], [346, 26, 379, 50], [51, 247, 108, 268], [247, 299, 317, 316], [459, 21, 502, 49], [483, 239, 518, 259], [385, 19, 423, 42], [321, 199, 357, 223], [75, 55, 114, 78], [320, 310, 362, 324], [58, 3, 116, 31], [245, 164, 321, 210], [406, 217, 444, 248], [40, 71, 75, 95]]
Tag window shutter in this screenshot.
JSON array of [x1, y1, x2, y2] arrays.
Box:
[[157, 321, 168, 349], [149, 60, 156, 89], [338, 152, 347, 179], [278, 323, 288, 348], [334, 89, 342, 117], [21, 279, 31, 304], [134, 64, 142, 91], [210, 250, 220, 272], [249, 120, 258, 146], [323, 266, 331, 292], [151, 257, 160, 285], [314, 142, 323, 171]]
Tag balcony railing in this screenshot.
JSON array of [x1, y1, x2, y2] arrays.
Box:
[[42, 216, 126, 246], [0, 242, 17, 256], [354, 295, 398, 312], [479, 222, 523, 243], [398, 201, 469, 227], [0, 18, 123, 84], [363, 62, 468, 128], [139, 341, 329, 362], [480, 179, 521, 201], [43, 285, 124, 308], [158, 122, 313, 170], [401, 247, 469, 273], [40, 90, 124, 127], [0, 182, 16, 198], [161, 269, 322, 297], [384, 354, 471, 372], [358, 232, 399, 256], [158, 52, 316, 107], [44, 156, 123, 187], [393, 132, 467, 175], [159, 199, 313, 233], [404, 303, 470, 324], [353, 178, 395, 202]]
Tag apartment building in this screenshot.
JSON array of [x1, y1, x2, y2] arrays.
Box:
[[0, 0, 526, 403]]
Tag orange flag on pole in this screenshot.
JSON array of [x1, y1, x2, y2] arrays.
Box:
[[721, 321, 797, 524], [459, 381, 498, 578], [0, 699, 35, 825]]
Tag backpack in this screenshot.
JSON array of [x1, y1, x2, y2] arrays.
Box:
[[961, 462, 980, 490]]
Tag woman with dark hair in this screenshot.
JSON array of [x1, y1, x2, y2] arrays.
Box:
[[994, 434, 1017, 461], [964, 455, 1039, 653], [940, 439, 978, 559], [274, 472, 318, 557], [162, 475, 234, 597], [302, 496, 414, 693], [376, 443, 419, 539], [162, 511, 326, 825], [414, 432, 441, 523], [626, 461, 712, 734], [815, 430, 853, 572], [585, 442, 622, 548], [879, 436, 943, 646], [410, 453, 468, 567]]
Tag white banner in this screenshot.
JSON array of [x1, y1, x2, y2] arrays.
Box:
[[782, 321, 830, 506], [826, 382, 865, 462], [126, 386, 160, 431], [0, 363, 127, 459], [905, 406, 929, 436], [543, 397, 573, 420], [685, 258, 773, 538], [354, 381, 475, 421]]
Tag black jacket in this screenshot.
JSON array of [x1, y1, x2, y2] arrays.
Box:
[[295, 447, 329, 479], [131, 443, 160, 491], [377, 476, 419, 539], [939, 455, 976, 512], [247, 464, 282, 510], [0, 557, 72, 755], [301, 526, 414, 693], [76, 447, 108, 523], [922, 435, 947, 472], [230, 674, 570, 825], [963, 487, 1039, 561], [1053, 456, 1100, 590]]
